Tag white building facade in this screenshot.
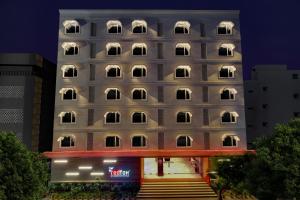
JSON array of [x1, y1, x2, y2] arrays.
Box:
[[47, 10, 248, 182]]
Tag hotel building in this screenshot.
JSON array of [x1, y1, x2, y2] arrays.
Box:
[[46, 10, 248, 183]]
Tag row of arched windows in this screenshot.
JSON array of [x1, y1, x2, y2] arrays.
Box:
[[62, 42, 235, 56], [61, 64, 236, 79], [60, 87, 237, 101], [63, 20, 234, 35], [58, 111, 239, 124], [57, 134, 239, 148]]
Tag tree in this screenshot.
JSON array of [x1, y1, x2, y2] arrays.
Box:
[[214, 118, 300, 200], [246, 118, 300, 200], [0, 131, 49, 200]]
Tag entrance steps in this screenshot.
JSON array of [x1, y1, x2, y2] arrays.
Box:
[[137, 181, 217, 200]]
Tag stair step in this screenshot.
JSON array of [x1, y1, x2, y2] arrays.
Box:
[[137, 194, 217, 198]]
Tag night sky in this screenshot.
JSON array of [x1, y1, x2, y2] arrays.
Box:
[[0, 0, 299, 79]]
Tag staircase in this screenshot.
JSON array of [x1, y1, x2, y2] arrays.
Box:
[[136, 181, 218, 199]]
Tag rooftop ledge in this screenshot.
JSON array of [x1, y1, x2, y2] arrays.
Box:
[[43, 149, 255, 158]]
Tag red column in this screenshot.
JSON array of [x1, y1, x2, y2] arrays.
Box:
[[157, 157, 164, 176]]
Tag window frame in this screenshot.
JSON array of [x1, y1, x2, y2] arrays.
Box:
[[63, 20, 80, 35], [220, 88, 236, 101], [176, 135, 192, 147], [106, 43, 122, 56], [176, 112, 192, 124], [58, 135, 76, 148], [59, 111, 76, 124], [60, 88, 77, 101], [62, 65, 78, 78], [105, 136, 120, 148], [175, 43, 191, 56], [176, 88, 192, 100], [132, 20, 147, 34], [131, 135, 147, 148], [174, 21, 191, 35], [218, 44, 235, 57], [105, 65, 122, 78], [131, 112, 147, 124], [218, 66, 236, 79], [106, 20, 122, 34], [132, 65, 147, 78], [216, 21, 234, 36], [131, 88, 147, 101], [222, 135, 239, 147], [221, 111, 238, 124], [132, 43, 147, 56], [104, 112, 121, 124], [62, 42, 79, 56], [105, 88, 121, 100], [175, 65, 191, 78]]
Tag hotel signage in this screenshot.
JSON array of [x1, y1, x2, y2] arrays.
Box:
[[108, 167, 130, 178]]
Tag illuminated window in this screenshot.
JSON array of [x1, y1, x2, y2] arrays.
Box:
[[105, 88, 120, 100], [177, 112, 191, 123], [132, 88, 147, 100], [132, 20, 147, 33], [105, 112, 120, 123], [217, 21, 234, 35], [218, 44, 235, 56], [220, 88, 237, 100], [176, 136, 192, 147], [174, 21, 190, 34], [175, 43, 190, 56], [222, 135, 239, 147], [132, 112, 146, 123], [63, 20, 80, 34], [132, 65, 146, 78], [105, 65, 121, 77], [106, 43, 121, 55], [60, 88, 77, 100], [219, 66, 236, 78], [221, 111, 238, 123], [176, 88, 192, 100], [107, 20, 122, 34], [132, 43, 147, 55], [106, 136, 120, 147], [62, 65, 78, 78], [58, 135, 75, 147], [59, 111, 76, 124], [62, 42, 79, 55], [132, 135, 147, 147], [175, 65, 191, 78]]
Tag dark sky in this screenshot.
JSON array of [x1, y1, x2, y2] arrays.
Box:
[[0, 0, 299, 79]]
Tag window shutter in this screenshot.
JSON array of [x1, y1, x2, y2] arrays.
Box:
[[157, 86, 164, 102], [203, 108, 209, 125], [157, 64, 164, 81], [202, 64, 207, 81], [88, 86, 95, 103]]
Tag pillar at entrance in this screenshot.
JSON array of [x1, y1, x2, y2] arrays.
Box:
[[202, 157, 210, 182], [157, 157, 164, 176]]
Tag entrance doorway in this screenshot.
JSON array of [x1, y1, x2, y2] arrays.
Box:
[[143, 157, 202, 179]]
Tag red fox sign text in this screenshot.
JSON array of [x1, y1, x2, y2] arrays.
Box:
[[108, 167, 130, 177]]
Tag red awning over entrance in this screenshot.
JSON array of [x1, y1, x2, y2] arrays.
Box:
[[44, 149, 255, 158]]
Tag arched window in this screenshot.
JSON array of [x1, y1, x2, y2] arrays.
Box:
[[58, 135, 75, 147], [132, 112, 146, 123], [218, 44, 235, 56], [105, 88, 120, 100], [174, 21, 190, 34], [217, 21, 234, 35], [132, 20, 147, 33], [175, 65, 191, 78], [62, 42, 79, 55], [221, 111, 238, 123], [132, 135, 147, 147], [106, 136, 120, 147], [63, 20, 80, 34], [106, 43, 121, 55], [59, 111, 76, 124], [132, 43, 147, 55], [105, 65, 121, 77], [176, 136, 192, 147], [107, 20, 122, 34], [132, 65, 146, 78], [219, 66, 236, 78], [177, 112, 192, 123], [220, 88, 237, 100], [176, 88, 192, 100], [60, 88, 77, 100], [222, 135, 239, 147], [105, 112, 120, 123], [132, 88, 147, 100], [175, 43, 190, 56], [62, 65, 78, 78]]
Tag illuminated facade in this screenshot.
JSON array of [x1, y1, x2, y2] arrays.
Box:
[[46, 10, 249, 182]]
